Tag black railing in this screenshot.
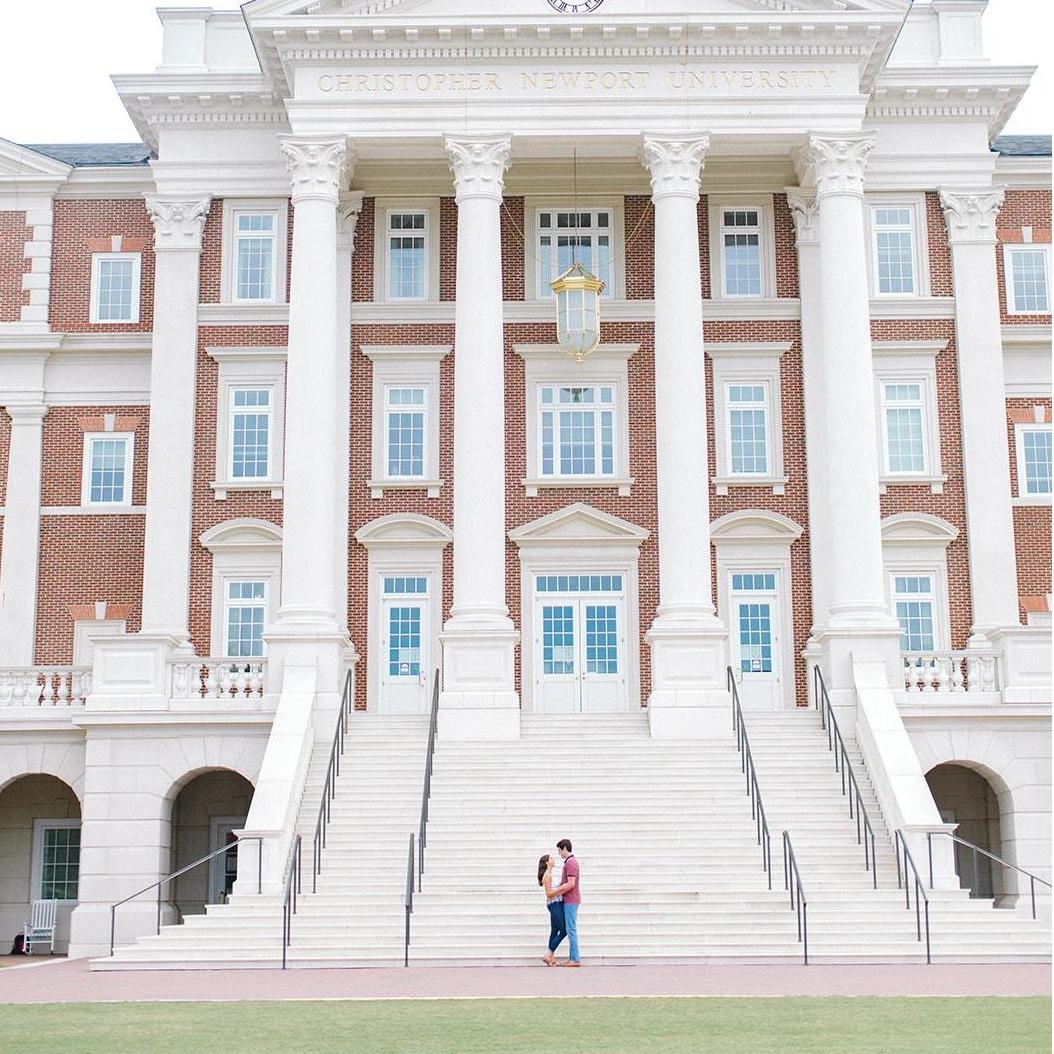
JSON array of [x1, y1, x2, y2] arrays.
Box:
[[109, 836, 262, 956], [281, 835, 302, 970], [812, 666, 878, 888], [416, 670, 441, 892], [312, 668, 355, 893], [727, 667, 772, 888], [404, 832, 415, 968], [894, 829, 931, 964], [782, 830, 809, 964], [926, 829, 1051, 918]]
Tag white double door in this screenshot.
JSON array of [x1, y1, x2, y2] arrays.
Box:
[[534, 577, 628, 713], [729, 572, 783, 710], [379, 577, 431, 714]]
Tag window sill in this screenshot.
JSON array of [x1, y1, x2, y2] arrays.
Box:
[[713, 475, 788, 496], [368, 478, 443, 499], [523, 477, 634, 497], [1012, 494, 1052, 507], [211, 481, 284, 500], [44, 505, 145, 516], [879, 475, 946, 495]]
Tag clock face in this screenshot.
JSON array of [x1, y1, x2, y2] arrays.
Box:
[[546, 0, 605, 12]]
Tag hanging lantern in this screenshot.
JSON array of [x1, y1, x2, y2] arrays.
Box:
[[550, 262, 604, 364]]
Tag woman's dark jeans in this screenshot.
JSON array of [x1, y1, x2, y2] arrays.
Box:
[[547, 900, 567, 953]]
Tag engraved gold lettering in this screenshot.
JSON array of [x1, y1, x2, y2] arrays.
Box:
[[486, 74, 499, 90]]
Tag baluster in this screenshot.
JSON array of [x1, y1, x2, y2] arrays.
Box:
[[70, 672, 83, 705], [248, 664, 263, 698], [41, 672, 56, 706], [903, 658, 916, 692], [0, 671, 12, 706], [233, 664, 249, 698], [965, 654, 981, 694], [56, 671, 71, 706], [950, 655, 966, 692], [915, 661, 928, 693], [935, 658, 951, 694], [981, 656, 997, 693], [203, 663, 218, 699], [14, 671, 31, 706], [171, 662, 190, 699]]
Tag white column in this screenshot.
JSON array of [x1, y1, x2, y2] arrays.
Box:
[[641, 135, 729, 738], [438, 136, 519, 740], [795, 134, 900, 715], [139, 196, 210, 647], [0, 404, 47, 664], [939, 188, 1021, 642]]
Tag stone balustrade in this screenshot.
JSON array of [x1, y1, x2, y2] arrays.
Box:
[[169, 658, 268, 700], [0, 667, 92, 706], [902, 652, 999, 695]]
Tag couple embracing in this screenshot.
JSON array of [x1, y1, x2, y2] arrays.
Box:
[[537, 838, 581, 967]]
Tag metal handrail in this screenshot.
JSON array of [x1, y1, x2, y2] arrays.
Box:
[[727, 667, 772, 888], [404, 832, 415, 968], [782, 831, 809, 965], [281, 835, 302, 970], [926, 829, 1051, 919], [812, 666, 878, 888], [312, 667, 355, 893], [109, 836, 261, 956], [894, 829, 931, 964], [416, 670, 441, 892]]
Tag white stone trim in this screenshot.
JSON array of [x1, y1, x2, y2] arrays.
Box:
[[1002, 242, 1052, 317], [864, 192, 931, 300], [21, 202, 55, 325], [88, 251, 142, 325], [707, 194, 777, 301], [372, 198, 440, 304], [361, 344, 450, 499], [706, 342, 791, 495], [513, 342, 637, 497], [1002, 325, 1051, 397], [220, 198, 289, 305]]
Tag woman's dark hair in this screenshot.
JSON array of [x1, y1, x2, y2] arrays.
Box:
[[537, 854, 551, 886]]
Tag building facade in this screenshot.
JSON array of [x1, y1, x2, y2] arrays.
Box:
[[0, 0, 1049, 962]]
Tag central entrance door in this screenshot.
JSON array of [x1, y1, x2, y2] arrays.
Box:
[[729, 572, 782, 710], [533, 573, 627, 712], [380, 575, 430, 713]]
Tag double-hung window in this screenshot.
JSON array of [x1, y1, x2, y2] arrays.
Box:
[[892, 574, 937, 653], [536, 209, 613, 298], [224, 580, 267, 658], [34, 821, 81, 901], [881, 383, 928, 475], [384, 386, 426, 480], [90, 252, 140, 323], [81, 433, 133, 506], [726, 384, 770, 477], [1004, 245, 1051, 314], [233, 211, 278, 302], [1016, 425, 1052, 497], [871, 206, 917, 295], [538, 384, 616, 480], [387, 211, 428, 300], [720, 209, 763, 297], [229, 387, 272, 480]]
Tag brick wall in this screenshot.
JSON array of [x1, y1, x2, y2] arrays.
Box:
[[351, 197, 375, 302], [0, 211, 30, 321], [996, 190, 1053, 325], [0, 409, 10, 506]]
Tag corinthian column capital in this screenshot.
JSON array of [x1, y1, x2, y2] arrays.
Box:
[[145, 196, 211, 252], [939, 187, 1006, 245], [784, 187, 819, 248], [641, 135, 710, 201], [796, 132, 875, 200], [336, 191, 365, 252], [445, 136, 511, 203], [279, 136, 351, 205]]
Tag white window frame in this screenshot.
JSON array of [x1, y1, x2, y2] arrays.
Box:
[[526, 198, 625, 301], [363, 345, 450, 498], [382, 384, 429, 483], [708, 196, 776, 301], [536, 382, 619, 484], [31, 818, 82, 904], [865, 194, 929, 300], [1003, 243, 1052, 315], [708, 343, 791, 494], [872, 341, 946, 493], [80, 431, 134, 508], [514, 342, 637, 496], [222, 578, 269, 659], [227, 386, 274, 483], [207, 346, 287, 499], [221, 199, 289, 305], [89, 251, 141, 324], [1014, 422, 1053, 505], [373, 199, 440, 303], [889, 571, 943, 654]]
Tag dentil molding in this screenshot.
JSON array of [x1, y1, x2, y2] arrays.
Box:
[[938, 187, 1006, 246], [445, 136, 512, 202], [279, 136, 351, 204], [641, 135, 710, 201], [145, 196, 211, 252], [796, 132, 876, 200]]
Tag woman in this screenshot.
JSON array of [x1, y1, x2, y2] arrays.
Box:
[[538, 853, 566, 966]]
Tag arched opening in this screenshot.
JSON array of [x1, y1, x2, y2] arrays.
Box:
[[0, 774, 81, 953], [168, 769, 254, 919], [926, 763, 1004, 899]]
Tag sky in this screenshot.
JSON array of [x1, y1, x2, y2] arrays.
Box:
[[0, 0, 1049, 144]]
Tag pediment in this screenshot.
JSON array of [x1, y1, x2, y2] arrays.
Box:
[[509, 502, 649, 547], [0, 138, 71, 186], [199, 518, 283, 552], [881, 513, 959, 547], [710, 509, 803, 544], [355, 512, 452, 548]]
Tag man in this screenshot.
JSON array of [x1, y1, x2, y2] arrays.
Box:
[[551, 838, 581, 967]]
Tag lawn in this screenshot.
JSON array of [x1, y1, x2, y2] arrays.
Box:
[[0, 997, 1048, 1054]]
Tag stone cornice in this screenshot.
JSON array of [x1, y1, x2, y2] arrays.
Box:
[[939, 187, 1005, 246], [445, 137, 511, 203], [641, 136, 710, 202], [279, 135, 351, 204], [145, 195, 212, 252]]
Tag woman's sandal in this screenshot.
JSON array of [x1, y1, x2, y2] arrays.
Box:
[[543, 955, 555, 966]]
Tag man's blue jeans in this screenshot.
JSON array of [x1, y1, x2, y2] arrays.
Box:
[[563, 902, 580, 962]]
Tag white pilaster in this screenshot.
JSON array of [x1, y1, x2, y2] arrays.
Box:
[[641, 135, 729, 738], [139, 195, 210, 649], [939, 187, 1021, 643], [439, 135, 520, 741], [795, 133, 901, 719], [0, 404, 47, 665]]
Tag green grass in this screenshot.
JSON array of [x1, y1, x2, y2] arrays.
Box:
[[0, 997, 1048, 1054]]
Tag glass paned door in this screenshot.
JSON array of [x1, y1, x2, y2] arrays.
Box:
[[380, 576, 430, 713], [729, 572, 781, 710]]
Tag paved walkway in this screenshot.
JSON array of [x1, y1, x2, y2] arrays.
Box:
[[0, 958, 1048, 1003]]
